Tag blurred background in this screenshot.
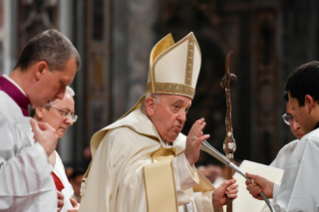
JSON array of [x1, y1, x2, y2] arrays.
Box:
[[0, 0, 318, 185]]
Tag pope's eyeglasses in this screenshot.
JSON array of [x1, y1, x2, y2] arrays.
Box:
[[282, 113, 295, 126], [45, 105, 78, 123]]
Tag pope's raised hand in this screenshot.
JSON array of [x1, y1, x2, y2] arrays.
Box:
[[185, 118, 210, 166], [30, 119, 58, 157]]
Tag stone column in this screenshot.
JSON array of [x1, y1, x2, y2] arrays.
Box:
[[74, 0, 86, 166], [111, 0, 159, 119], [58, 0, 74, 165], [3, 0, 17, 75]]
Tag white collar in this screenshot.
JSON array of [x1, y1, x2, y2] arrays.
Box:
[[2, 75, 27, 96]]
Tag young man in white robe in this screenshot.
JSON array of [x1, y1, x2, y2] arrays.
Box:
[[32, 86, 80, 212], [79, 33, 238, 212], [0, 29, 81, 212], [246, 61, 319, 211]]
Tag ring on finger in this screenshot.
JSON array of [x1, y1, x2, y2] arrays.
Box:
[[192, 135, 197, 140]]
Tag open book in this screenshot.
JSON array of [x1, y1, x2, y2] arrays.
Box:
[[229, 160, 284, 212]]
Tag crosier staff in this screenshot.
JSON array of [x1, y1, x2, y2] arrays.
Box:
[[201, 52, 274, 211], [220, 51, 237, 212]]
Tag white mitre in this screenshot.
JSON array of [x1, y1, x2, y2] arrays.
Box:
[[123, 32, 202, 117], [146, 32, 201, 99]]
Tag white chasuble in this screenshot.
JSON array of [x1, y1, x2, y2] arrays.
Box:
[[273, 128, 319, 211], [79, 109, 218, 212], [0, 91, 57, 211]]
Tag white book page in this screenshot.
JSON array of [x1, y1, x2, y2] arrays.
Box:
[[225, 160, 284, 212]]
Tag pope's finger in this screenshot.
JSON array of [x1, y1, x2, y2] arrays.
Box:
[[190, 118, 204, 133], [227, 183, 238, 190], [232, 176, 237, 182], [197, 121, 207, 132], [226, 188, 238, 194], [194, 134, 210, 147], [227, 193, 237, 199], [219, 179, 233, 190]]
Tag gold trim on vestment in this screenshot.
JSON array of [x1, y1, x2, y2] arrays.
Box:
[[144, 146, 178, 212], [83, 124, 161, 184], [143, 166, 150, 212], [146, 82, 195, 99], [170, 156, 178, 211]]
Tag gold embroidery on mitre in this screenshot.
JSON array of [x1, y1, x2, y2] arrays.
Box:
[[185, 36, 195, 86], [146, 82, 195, 99], [147, 32, 200, 100]]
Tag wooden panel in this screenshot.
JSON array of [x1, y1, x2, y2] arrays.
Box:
[[18, 0, 59, 52], [251, 9, 279, 164], [86, 0, 111, 144]]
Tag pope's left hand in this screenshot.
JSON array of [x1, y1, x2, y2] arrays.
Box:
[[212, 177, 238, 210]]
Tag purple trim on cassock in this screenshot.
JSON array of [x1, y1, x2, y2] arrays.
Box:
[[0, 76, 30, 117]]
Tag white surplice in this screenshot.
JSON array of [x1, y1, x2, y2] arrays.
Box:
[[270, 139, 299, 170], [269, 139, 299, 204], [273, 128, 319, 211], [79, 109, 220, 212], [0, 91, 57, 211], [259, 140, 299, 212], [53, 151, 75, 212]]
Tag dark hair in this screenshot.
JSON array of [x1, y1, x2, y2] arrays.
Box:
[[283, 92, 289, 102], [284, 61, 319, 106], [14, 29, 81, 72]]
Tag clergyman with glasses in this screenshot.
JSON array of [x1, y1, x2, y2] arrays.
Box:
[[246, 61, 319, 211], [246, 92, 306, 211], [270, 92, 305, 169], [31, 86, 80, 212]]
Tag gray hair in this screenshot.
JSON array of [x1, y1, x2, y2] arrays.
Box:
[[141, 93, 161, 112], [49, 86, 75, 105], [66, 86, 75, 97], [15, 29, 81, 72]]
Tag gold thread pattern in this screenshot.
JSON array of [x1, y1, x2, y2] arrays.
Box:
[[146, 82, 195, 99], [143, 166, 150, 212], [170, 159, 179, 212], [185, 35, 194, 86]]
